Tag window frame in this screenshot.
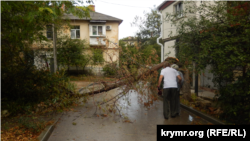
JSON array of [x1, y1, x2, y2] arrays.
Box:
[[90, 25, 106, 36], [71, 26, 80, 39], [175, 2, 183, 18]]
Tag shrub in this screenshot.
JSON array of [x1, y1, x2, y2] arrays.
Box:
[[18, 116, 46, 134], [1, 65, 75, 115], [102, 63, 118, 77]]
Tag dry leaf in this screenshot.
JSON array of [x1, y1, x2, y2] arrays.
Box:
[[208, 107, 215, 112]]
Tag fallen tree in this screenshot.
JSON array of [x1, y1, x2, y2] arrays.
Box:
[[71, 56, 187, 98], [78, 61, 166, 96]]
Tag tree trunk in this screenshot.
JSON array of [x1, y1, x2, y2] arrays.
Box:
[[76, 65, 79, 75], [72, 61, 166, 96], [69, 59, 193, 103], [182, 67, 192, 101]]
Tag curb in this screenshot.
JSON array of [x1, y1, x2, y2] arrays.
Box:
[[37, 118, 60, 141], [180, 104, 225, 125], [157, 95, 225, 125]]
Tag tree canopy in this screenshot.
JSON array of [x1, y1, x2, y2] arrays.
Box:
[[130, 7, 162, 63]]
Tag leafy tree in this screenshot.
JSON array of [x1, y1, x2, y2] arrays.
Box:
[[131, 7, 162, 63], [119, 40, 141, 70], [131, 7, 161, 41], [92, 48, 104, 65], [56, 36, 89, 73], [1, 1, 93, 114], [165, 1, 250, 124]]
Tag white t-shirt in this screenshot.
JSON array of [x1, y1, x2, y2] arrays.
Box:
[[160, 67, 179, 88]]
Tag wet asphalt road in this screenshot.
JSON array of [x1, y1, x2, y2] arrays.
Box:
[[48, 88, 211, 141]]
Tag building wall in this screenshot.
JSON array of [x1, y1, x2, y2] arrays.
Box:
[[32, 20, 120, 75], [104, 22, 119, 65], [68, 20, 90, 42], [161, 1, 215, 60], [161, 2, 176, 39], [105, 22, 119, 47], [164, 40, 176, 58], [160, 1, 192, 60]]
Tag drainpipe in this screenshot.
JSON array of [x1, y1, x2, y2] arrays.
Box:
[[157, 10, 164, 63]]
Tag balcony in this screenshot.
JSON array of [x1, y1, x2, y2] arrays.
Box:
[[89, 36, 106, 47]]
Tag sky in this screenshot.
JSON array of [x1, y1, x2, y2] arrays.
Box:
[[84, 0, 165, 39]]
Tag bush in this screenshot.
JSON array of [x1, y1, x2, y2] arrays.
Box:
[[18, 116, 46, 134], [218, 72, 250, 124], [102, 63, 118, 77], [1, 64, 75, 115]]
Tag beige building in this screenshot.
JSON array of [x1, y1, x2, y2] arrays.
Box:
[[33, 5, 123, 75]]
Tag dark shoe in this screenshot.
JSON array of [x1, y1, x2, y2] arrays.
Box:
[[175, 113, 179, 116], [171, 115, 176, 118], [164, 117, 169, 119]]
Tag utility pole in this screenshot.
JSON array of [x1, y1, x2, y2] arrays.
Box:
[[53, 24, 57, 73]]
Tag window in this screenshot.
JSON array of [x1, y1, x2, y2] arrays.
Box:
[[90, 25, 105, 36], [175, 2, 183, 18], [46, 25, 53, 39], [71, 26, 80, 39]]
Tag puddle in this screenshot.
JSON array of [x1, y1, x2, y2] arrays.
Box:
[[189, 115, 193, 122]]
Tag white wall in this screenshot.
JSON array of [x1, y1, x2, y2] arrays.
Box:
[[160, 1, 195, 60], [200, 65, 217, 89], [164, 40, 176, 59]]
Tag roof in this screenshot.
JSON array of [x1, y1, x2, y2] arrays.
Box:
[[63, 11, 123, 25], [157, 0, 176, 11]]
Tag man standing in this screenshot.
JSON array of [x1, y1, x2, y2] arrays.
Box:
[[171, 64, 184, 116], [158, 61, 182, 119]]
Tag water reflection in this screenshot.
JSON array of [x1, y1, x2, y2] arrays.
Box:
[[189, 115, 193, 122]]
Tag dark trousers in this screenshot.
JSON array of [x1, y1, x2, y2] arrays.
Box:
[[176, 90, 180, 115], [163, 88, 178, 118]]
